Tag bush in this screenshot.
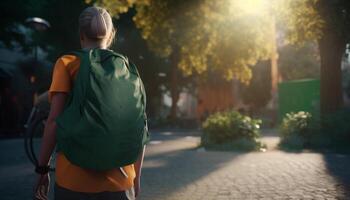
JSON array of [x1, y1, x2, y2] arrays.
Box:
[[201, 110, 263, 151], [279, 111, 313, 149], [279, 110, 350, 152]]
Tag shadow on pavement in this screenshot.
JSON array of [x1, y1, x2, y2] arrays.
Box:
[[141, 146, 242, 199], [322, 154, 350, 198], [0, 138, 42, 200]]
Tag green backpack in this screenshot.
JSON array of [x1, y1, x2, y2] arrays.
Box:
[[55, 48, 150, 171]]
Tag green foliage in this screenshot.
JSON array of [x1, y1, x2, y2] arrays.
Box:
[[201, 110, 263, 151], [280, 110, 350, 152], [278, 0, 324, 45], [279, 111, 313, 149], [0, 0, 32, 48], [1, 0, 89, 59], [280, 1, 350, 116], [94, 0, 273, 83], [86, 0, 144, 16]]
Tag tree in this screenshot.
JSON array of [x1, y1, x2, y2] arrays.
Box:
[[0, 0, 31, 49], [93, 0, 272, 119], [4, 0, 348, 117], [282, 0, 350, 115], [0, 0, 89, 59]]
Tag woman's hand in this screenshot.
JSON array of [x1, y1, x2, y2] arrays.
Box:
[[34, 174, 50, 200], [134, 176, 141, 198]]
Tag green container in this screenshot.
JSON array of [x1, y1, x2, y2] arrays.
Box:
[[278, 79, 320, 121]]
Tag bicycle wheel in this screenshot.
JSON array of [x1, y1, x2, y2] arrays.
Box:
[[24, 115, 47, 166]]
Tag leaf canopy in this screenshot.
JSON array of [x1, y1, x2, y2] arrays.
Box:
[[94, 0, 275, 83]]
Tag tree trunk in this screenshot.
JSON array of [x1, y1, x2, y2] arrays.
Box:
[[318, 29, 346, 115], [169, 48, 180, 120]]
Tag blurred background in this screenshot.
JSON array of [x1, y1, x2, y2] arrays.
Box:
[[1, 0, 350, 136], [2, 0, 350, 199]]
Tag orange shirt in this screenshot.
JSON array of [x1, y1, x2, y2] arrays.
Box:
[[49, 55, 136, 193]]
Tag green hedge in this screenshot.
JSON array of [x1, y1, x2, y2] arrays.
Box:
[[279, 110, 350, 151], [201, 110, 264, 151], [279, 111, 313, 149]]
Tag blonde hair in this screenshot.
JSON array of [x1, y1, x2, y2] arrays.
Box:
[[79, 6, 115, 47]]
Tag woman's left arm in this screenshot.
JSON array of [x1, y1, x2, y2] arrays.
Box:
[[37, 93, 67, 166], [34, 92, 67, 200]]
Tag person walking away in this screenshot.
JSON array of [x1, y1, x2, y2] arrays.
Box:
[[33, 6, 149, 200]]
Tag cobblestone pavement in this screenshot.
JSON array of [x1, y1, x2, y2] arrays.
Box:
[[1, 130, 350, 200]]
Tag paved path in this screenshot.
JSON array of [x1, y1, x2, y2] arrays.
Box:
[[141, 130, 350, 200], [1, 130, 350, 199]]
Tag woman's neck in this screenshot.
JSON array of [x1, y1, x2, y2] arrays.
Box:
[[81, 41, 107, 50]]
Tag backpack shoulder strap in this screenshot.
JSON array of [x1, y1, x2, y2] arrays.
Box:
[[61, 49, 91, 110]]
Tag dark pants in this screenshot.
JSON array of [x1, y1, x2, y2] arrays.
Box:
[[54, 184, 134, 200]]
